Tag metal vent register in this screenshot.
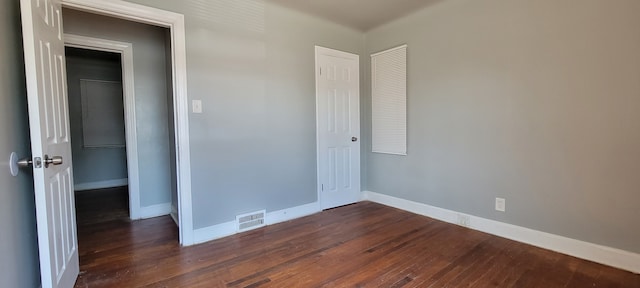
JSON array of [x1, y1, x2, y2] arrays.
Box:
[[236, 210, 266, 232]]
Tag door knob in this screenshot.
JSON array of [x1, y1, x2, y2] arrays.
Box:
[[17, 156, 42, 168], [17, 158, 32, 168], [17, 155, 61, 168], [352, 137, 358, 142], [44, 155, 63, 168]]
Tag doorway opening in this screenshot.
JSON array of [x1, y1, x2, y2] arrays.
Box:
[[65, 46, 133, 224], [61, 0, 194, 246], [22, 0, 193, 284], [63, 7, 180, 220]]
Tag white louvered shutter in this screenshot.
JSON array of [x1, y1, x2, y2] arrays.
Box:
[[371, 45, 407, 155]]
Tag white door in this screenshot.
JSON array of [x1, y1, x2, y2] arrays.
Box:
[[21, 0, 79, 287], [315, 46, 361, 210]]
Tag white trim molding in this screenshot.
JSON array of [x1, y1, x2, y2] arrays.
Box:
[[193, 202, 321, 245], [62, 0, 194, 245], [193, 222, 236, 245], [74, 178, 128, 191], [64, 34, 142, 220], [265, 201, 321, 225], [362, 191, 640, 274], [139, 202, 172, 219]]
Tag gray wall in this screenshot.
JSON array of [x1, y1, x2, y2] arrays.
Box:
[[2, 3, 637, 287], [66, 48, 128, 186], [124, 0, 365, 228], [364, 0, 640, 253], [0, 0, 41, 286], [63, 9, 174, 207]]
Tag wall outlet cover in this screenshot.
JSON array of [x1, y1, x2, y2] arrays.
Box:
[[495, 197, 506, 212], [457, 214, 471, 227]]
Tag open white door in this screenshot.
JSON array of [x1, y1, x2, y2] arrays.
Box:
[[21, 0, 79, 287], [315, 46, 361, 210]]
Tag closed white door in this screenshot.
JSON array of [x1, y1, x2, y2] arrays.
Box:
[[315, 46, 361, 210], [21, 0, 79, 287]]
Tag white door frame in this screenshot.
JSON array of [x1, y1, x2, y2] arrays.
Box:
[[314, 46, 361, 209], [63, 34, 144, 220], [61, 0, 194, 245]]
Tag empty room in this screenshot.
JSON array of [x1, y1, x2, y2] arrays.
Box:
[[1, 0, 638, 287]]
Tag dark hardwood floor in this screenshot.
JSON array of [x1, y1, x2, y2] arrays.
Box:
[[75, 186, 129, 226], [74, 190, 639, 287]]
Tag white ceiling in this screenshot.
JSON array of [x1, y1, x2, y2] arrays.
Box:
[[267, 0, 443, 31]]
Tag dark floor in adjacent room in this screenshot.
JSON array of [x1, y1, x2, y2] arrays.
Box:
[[73, 189, 639, 287], [75, 186, 129, 226]]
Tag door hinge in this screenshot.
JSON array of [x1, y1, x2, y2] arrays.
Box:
[[321, 184, 324, 191], [320, 67, 322, 75]]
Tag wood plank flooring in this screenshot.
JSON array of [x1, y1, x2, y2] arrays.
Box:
[[74, 190, 639, 287], [75, 187, 129, 226]]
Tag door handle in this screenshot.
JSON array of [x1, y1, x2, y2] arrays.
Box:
[[17, 158, 32, 168], [352, 137, 358, 142], [17, 156, 42, 169], [19, 155, 63, 168], [44, 155, 63, 168]]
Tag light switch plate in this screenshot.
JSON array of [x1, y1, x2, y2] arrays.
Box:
[[192, 100, 202, 113]]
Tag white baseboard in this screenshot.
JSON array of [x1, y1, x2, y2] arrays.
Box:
[[193, 201, 321, 245], [139, 202, 171, 219], [265, 201, 321, 225], [74, 178, 128, 191], [193, 221, 236, 244], [362, 191, 640, 274]]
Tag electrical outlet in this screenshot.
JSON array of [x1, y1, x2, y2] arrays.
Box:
[[457, 214, 470, 227], [495, 197, 506, 212], [192, 100, 202, 113]]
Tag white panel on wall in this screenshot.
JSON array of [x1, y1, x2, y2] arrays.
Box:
[[80, 79, 125, 148], [371, 45, 407, 155]]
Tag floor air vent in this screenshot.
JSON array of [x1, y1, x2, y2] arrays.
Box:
[[236, 210, 266, 232]]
